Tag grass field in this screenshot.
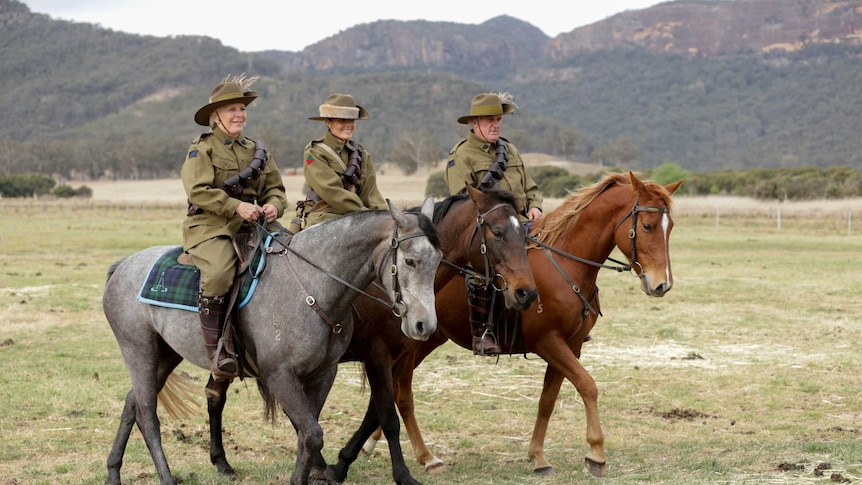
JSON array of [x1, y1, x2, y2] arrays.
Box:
[[1, 178, 861, 484]]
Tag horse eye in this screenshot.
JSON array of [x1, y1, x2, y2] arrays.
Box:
[[492, 229, 504, 239], [642, 223, 653, 232], [404, 258, 417, 268]]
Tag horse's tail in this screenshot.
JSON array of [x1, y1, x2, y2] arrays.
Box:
[[256, 380, 280, 423], [157, 372, 200, 420], [105, 257, 128, 284]]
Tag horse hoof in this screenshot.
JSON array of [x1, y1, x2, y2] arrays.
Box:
[[534, 465, 555, 476], [585, 456, 607, 477], [424, 457, 445, 473]]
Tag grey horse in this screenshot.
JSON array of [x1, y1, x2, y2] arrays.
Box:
[[102, 198, 441, 485]]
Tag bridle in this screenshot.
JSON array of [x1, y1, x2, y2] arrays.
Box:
[[440, 202, 516, 291], [253, 219, 428, 333], [613, 199, 670, 279], [525, 199, 670, 319]]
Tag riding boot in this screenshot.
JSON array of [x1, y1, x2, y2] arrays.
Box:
[[198, 294, 238, 380], [467, 279, 501, 356]]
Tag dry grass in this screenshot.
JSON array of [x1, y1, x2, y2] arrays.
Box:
[[2, 178, 861, 484]]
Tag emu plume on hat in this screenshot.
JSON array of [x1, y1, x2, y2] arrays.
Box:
[[309, 93, 369, 121], [194, 74, 259, 126], [457, 92, 518, 124]]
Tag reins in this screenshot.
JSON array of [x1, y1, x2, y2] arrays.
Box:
[[252, 218, 425, 320]]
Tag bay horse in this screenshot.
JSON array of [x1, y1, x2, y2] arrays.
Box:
[[361, 171, 683, 479], [101, 199, 442, 485], [320, 185, 539, 484], [189, 185, 539, 484]]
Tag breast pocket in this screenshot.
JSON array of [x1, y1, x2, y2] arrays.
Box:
[[211, 155, 240, 187]]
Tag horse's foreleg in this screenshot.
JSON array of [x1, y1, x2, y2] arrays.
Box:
[[393, 353, 444, 472], [205, 376, 234, 476], [534, 338, 606, 478], [105, 390, 137, 485], [330, 357, 420, 485], [528, 365, 565, 475], [267, 369, 328, 485]]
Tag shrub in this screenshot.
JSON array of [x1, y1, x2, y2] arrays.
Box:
[[52, 184, 93, 198], [0, 174, 56, 198], [425, 171, 448, 197]]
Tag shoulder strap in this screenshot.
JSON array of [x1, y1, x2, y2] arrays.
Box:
[[312, 140, 347, 171]]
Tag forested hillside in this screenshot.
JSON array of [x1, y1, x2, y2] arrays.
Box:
[[2, 0, 862, 182]]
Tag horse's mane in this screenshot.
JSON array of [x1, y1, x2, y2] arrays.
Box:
[[530, 172, 673, 248], [409, 188, 517, 225]]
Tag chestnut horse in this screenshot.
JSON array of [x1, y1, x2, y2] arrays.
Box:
[[361, 171, 683, 479]]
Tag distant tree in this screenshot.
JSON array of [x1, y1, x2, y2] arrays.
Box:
[[390, 129, 446, 175], [590, 136, 642, 169], [650, 162, 691, 186]]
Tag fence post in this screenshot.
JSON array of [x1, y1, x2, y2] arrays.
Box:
[[777, 204, 781, 231], [848, 208, 852, 236]]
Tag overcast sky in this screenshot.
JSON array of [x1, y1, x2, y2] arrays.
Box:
[[23, 0, 665, 52]]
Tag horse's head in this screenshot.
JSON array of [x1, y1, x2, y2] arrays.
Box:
[[382, 197, 442, 340], [465, 185, 538, 310], [615, 171, 683, 297]]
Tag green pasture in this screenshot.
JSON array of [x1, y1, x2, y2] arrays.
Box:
[[0, 199, 860, 484]]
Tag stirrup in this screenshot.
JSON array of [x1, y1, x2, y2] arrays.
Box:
[[211, 339, 238, 379], [472, 329, 501, 356]]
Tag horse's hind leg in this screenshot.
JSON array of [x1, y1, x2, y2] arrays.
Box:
[[393, 349, 444, 472], [205, 376, 235, 476], [105, 390, 138, 485], [111, 344, 182, 485]]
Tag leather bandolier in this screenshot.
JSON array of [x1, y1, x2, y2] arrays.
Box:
[[290, 140, 365, 232]]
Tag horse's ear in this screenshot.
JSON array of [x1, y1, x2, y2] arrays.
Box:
[[465, 184, 482, 204], [387, 199, 410, 229], [629, 171, 646, 194], [665, 180, 684, 194], [420, 195, 435, 220]]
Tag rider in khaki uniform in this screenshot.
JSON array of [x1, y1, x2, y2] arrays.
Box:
[[445, 92, 544, 356], [182, 74, 287, 380], [299, 93, 387, 229]]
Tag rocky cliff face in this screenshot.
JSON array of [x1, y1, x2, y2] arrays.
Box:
[[286, 15, 549, 72], [546, 0, 862, 59]]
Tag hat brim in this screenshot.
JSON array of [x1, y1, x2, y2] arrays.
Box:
[[457, 104, 516, 124], [194, 92, 258, 126], [309, 105, 369, 121]]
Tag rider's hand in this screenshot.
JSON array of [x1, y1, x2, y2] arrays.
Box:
[[235, 201, 263, 222], [260, 203, 278, 223]]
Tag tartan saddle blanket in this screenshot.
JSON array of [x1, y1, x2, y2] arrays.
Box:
[[137, 239, 269, 312]]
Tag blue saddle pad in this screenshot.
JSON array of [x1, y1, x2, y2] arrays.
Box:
[[137, 237, 270, 312]]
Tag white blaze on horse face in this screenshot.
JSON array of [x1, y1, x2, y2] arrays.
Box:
[[661, 212, 672, 285], [509, 215, 520, 230]]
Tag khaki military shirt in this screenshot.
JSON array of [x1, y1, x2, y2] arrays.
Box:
[[302, 130, 387, 227], [444, 131, 543, 221], [181, 127, 287, 250]]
